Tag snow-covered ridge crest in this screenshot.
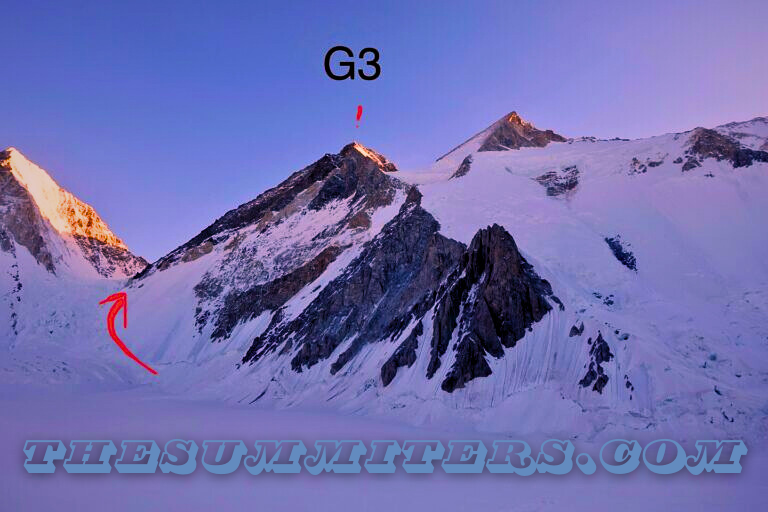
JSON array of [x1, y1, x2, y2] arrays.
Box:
[[2, 148, 129, 249]]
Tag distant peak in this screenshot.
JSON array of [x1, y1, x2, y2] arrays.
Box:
[[477, 110, 565, 152], [0, 148, 131, 251], [436, 110, 566, 162]]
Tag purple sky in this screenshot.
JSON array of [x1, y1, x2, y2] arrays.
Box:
[[1, 0, 766, 260]]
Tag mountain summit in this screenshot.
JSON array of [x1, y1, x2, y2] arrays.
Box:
[[0, 148, 146, 278], [478, 111, 567, 151], [437, 111, 566, 162]]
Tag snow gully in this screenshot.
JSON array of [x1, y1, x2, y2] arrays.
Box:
[[23, 439, 746, 475]]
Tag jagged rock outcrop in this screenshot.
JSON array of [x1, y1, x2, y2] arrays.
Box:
[[478, 112, 566, 152], [681, 128, 768, 171], [579, 332, 614, 394], [605, 235, 637, 272], [569, 323, 584, 337], [242, 187, 466, 373], [450, 155, 473, 179], [430, 224, 559, 392], [534, 165, 579, 196], [629, 155, 666, 175], [381, 320, 423, 386], [241, 197, 559, 393]]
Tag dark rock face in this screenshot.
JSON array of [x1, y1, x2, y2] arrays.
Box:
[[478, 112, 566, 152], [569, 323, 584, 337], [681, 128, 768, 171], [605, 235, 637, 272], [629, 157, 647, 175], [240, 191, 558, 393], [0, 151, 56, 273], [629, 156, 665, 175], [534, 166, 579, 196], [243, 187, 465, 373], [381, 320, 423, 386], [308, 145, 396, 211], [0, 229, 12, 252], [579, 332, 614, 394], [450, 155, 473, 179], [346, 210, 371, 230], [442, 334, 493, 392], [682, 158, 701, 172], [623, 374, 635, 401], [434, 224, 558, 392], [6, 260, 20, 335]]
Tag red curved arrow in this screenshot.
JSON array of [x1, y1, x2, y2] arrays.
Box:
[[99, 292, 158, 375]]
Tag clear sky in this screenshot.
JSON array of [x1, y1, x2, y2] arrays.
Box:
[[1, 0, 766, 261]]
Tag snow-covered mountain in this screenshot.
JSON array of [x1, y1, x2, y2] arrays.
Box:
[[0, 148, 146, 279], [437, 111, 567, 160], [3, 113, 768, 439], [0, 148, 146, 377]]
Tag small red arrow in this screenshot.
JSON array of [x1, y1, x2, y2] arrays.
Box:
[[99, 291, 158, 375]]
